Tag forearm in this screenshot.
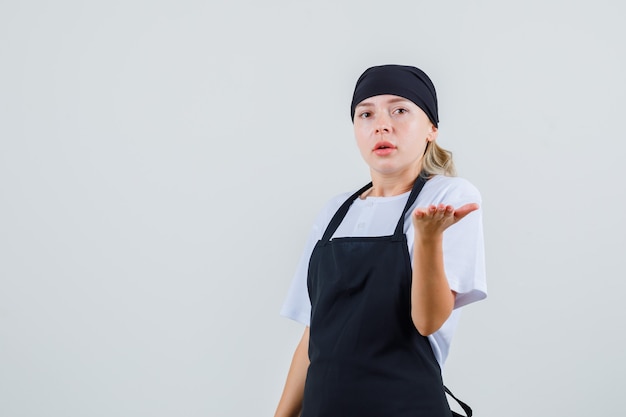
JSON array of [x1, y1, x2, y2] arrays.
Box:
[[411, 235, 455, 336], [275, 327, 310, 417]]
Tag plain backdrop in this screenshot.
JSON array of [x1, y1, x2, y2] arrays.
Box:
[[1, 1, 625, 416]]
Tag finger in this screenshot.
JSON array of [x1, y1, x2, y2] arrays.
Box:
[[413, 207, 428, 219], [453, 203, 480, 221], [435, 204, 446, 219], [419, 205, 435, 219]]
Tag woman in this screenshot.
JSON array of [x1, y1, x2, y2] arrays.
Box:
[[275, 65, 487, 417]]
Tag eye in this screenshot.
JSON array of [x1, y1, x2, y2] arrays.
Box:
[[394, 108, 408, 114], [359, 111, 371, 119]]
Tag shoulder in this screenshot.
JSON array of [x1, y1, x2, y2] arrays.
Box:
[[418, 175, 482, 205], [321, 190, 353, 216], [311, 190, 354, 230]]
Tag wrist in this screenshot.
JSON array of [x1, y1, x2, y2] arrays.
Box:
[[414, 232, 443, 247]]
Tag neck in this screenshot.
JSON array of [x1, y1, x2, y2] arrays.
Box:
[[364, 165, 423, 198]]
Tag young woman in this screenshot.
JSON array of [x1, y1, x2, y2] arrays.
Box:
[[275, 65, 487, 417]]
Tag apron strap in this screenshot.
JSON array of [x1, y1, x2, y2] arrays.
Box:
[[392, 174, 428, 241], [320, 173, 429, 244], [444, 385, 473, 417], [320, 182, 372, 244]]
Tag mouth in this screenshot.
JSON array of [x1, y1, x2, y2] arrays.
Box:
[[373, 141, 396, 155]]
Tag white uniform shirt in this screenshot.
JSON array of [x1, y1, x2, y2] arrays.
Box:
[[281, 175, 487, 366]]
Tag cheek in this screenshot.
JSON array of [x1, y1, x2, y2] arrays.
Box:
[[353, 125, 368, 143], [404, 122, 430, 142], [353, 129, 371, 156]]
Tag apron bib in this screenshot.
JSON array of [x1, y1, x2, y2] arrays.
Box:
[[303, 176, 451, 417]]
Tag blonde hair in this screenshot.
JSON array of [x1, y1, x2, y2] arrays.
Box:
[[421, 141, 456, 177]]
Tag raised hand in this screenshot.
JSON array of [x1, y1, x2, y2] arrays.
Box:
[[411, 203, 479, 239]]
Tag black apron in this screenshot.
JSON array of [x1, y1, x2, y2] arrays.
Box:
[[303, 176, 451, 417]]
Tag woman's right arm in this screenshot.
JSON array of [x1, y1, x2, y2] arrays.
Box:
[[274, 326, 310, 417]]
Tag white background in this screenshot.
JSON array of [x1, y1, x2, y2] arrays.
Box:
[[1, 1, 625, 416]]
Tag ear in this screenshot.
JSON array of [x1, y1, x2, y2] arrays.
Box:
[[427, 125, 438, 142]]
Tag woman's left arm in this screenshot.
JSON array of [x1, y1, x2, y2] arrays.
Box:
[[410, 203, 479, 336]]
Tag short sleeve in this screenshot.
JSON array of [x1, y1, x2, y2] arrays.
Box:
[[408, 176, 487, 309], [279, 223, 319, 326], [279, 193, 350, 326], [438, 179, 487, 308], [444, 205, 487, 309]]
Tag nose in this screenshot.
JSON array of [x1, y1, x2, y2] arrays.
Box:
[[374, 113, 391, 135]]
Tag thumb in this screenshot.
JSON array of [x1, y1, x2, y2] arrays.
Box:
[[453, 203, 479, 222]]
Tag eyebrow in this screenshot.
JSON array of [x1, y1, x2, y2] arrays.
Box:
[[355, 97, 411, 108]]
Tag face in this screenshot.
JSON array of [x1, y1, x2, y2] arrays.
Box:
[[353, 95, 438, 178]]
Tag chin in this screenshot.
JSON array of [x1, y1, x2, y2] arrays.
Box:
[[370, 165, 402, 175]]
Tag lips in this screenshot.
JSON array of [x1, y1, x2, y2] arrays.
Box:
[[373, 141, 396, 156]]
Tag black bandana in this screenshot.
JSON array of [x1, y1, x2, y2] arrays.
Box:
[[350, 64, 439, 127]]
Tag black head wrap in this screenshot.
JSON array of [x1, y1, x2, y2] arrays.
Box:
[[350, 64, 439, 127]]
